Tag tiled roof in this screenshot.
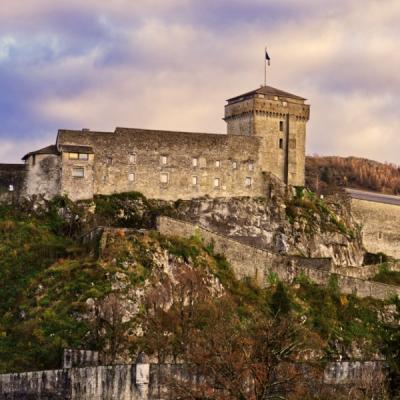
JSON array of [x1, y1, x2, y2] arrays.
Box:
[[227, 85, 306, 102], [22, 145, 59, 160]]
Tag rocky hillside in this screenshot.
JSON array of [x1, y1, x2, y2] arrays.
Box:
[[173, 183, 364, 267], [0, 192, 399, 398], [306, 155, 400, 195]]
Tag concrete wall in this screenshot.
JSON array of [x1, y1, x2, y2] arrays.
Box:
[[56, 129, 265, 201], [351, 198, 400, 259], [157, 216, 400, 300], [0, 164, 27, 202]]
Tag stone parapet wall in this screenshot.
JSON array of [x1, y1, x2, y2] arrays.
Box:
[[350, 198, 400, 259], [157, 217, 400, 300], [0, 361, 386, 400]]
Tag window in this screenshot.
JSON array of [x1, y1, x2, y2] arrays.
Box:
[[282, 101, 287, 107], [129, 153, 137, 164], [378, 232, 383, 240], [160, 155, 168, 165], [279, 121, 284, 132], [192, 157, 198, 167], [232, 161, 238, 169], [248, 161, 254, 171], [192, 176, 198, 186], [279, 138, 283, 149], [245, 177, 252, 187], [106, 157, 113, 165], [72, 167, 84, 178], [128, 173, 135, 182], [273, 96, 279, 101], [160, 172, 169, 184], [8, 185, 14, 192], [214, 178, 220, 188], [79, 153, 89, 160], [69, 153, 79, 160], [215, 160, 221, 168]]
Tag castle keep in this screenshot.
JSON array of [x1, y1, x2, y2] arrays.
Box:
[[0, 85, 310, 201]]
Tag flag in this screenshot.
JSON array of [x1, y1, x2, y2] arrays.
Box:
[[265, 49, 270, 66]]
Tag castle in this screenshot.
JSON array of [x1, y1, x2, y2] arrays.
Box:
[[0, 85, 310, 201]]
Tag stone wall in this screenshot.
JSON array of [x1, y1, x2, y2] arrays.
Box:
[[0, 164, 27, 202], [157, 216, 400, 300], [25, 154, 61, 199], [225, 94, 309, 186], [60, 152, 95, 201], [0, 361, 386, 400], [350, 198, 400, 259], [56, 128, 265, 201]]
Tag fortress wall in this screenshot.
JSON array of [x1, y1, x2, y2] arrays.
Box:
[[0, 164, 27, 202], [0, 361, 386, 399], [60, 153, 94, 201], [25, 154, 61, 199], [350, 198, 400, 259], [157, 217, 400, 300], [57, 129, 265, 201]]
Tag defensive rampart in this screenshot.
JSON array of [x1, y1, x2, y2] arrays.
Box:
[[0, 360, 387, 400], [157, 217, 400, 300]]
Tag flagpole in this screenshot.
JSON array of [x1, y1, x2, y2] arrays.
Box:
[[264, 46, 267, 87]]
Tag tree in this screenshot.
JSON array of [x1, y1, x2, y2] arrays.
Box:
[[145, 297, 314, 400]]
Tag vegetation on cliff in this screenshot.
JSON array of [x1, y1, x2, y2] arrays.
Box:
[[0, 194, 399, 398], [306, 155, 400, 195]]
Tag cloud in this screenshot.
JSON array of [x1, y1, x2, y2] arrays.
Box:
[[0, 0, 399, 165]]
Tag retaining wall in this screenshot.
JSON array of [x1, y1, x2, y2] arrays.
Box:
[[0, 361, 386, 400], [157, 217, 400, 300]]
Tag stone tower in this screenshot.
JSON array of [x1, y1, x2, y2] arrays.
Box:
[[224, 85, 310, 186]]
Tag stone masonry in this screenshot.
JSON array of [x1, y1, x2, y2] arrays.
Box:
[[0, 85, 310, 201]]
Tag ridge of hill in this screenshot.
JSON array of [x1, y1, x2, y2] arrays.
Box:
[[306, 155, 400, 195]]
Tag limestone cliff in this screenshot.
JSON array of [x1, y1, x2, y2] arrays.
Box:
[[172, 188, 365, 268]]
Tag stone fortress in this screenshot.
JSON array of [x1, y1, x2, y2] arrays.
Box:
[[1, 83, 400, 399], [0, 85, 310, 201]]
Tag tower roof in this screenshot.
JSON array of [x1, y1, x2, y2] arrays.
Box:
[[22, 144, 59, 160], [227, 85, 306, 102]]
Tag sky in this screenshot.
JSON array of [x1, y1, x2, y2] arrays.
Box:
[[0, 0, 399, 164]]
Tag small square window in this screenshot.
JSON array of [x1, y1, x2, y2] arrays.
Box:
[[161, 155, 168, 165], [8, 184, 14, 192], [214, 178, 220, 188], [279, 121, 284, 132], [72, 167, 84, 178], [128, 173, 135, 182], [215, 160, 221, 168], [160, 172, 169, 184], [69, 153, 79, 160], [129, 153, 137, 164], [192, 176, 198, 186], [248, 161, 254, 171], [279, 138, 283, 149], [192, 157, 198, 167], [282, 101, 287, 107], [274, 96, 279, 101], [79, 153, 89, 160], [245, 177, 252, 187], [232, 161, 238, 169], [106, 157, 113, 165]]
